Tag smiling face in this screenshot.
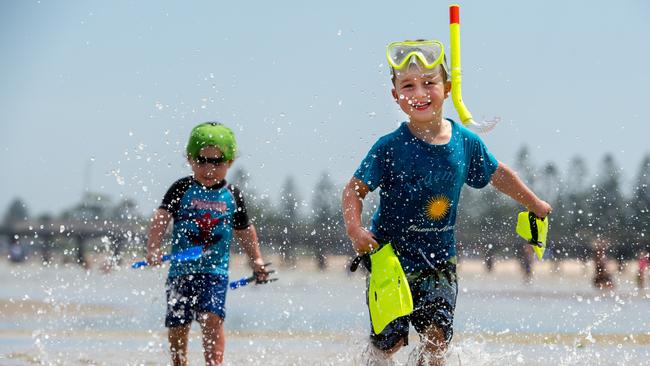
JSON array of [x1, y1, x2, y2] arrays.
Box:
[[188, 146, 233, 187], [391, 64, 451, 124]]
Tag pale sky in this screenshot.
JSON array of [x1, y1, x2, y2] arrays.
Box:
[[2, 0, 649, 217]]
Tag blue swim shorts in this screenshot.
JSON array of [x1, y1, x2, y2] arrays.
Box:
[[165, 273, 228, 328], [369, 262, 458, 351]]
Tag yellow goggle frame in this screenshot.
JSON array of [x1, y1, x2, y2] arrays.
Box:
[[386, 40, 446, 71]]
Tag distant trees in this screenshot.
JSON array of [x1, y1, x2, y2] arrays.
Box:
[[228, 169, 350, 268], [630, 155, 650, 248], [4, 148, 650, 266], [3, 198, 29, 226], [455, 148, 650, 263], [310, 172, 346, 269], [278, 176, 300, 265], [589, 155, 625, 237], [558, 156, 590, 259]]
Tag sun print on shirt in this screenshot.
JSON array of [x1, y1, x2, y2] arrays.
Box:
[[425, 194, 450, 221]]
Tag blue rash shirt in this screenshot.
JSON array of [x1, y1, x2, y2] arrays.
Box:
[[354, 120, 498, 273], [158, 177, 250, 278]]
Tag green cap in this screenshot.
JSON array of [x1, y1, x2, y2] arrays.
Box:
[[186, 122, 237, 161]]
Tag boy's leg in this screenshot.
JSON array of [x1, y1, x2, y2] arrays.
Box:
[[362, 332, 405, 366], [168, 325, 191, 366], [165, 275, 196, 366], [364, 278, 410, 365], [417, 325, 447, 366], [196, 274, 228, 366], [198, 312, 225, 366], [409, 264, 458, 366]]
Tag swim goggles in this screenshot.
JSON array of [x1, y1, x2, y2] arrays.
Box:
[[195, 155, 226, 165], [386, 40, 448, 74]]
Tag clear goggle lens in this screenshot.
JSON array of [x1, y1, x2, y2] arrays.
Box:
[[386, 40, 446, 71]]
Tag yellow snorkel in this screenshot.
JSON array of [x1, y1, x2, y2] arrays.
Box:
[[449, 4, 499, 132]]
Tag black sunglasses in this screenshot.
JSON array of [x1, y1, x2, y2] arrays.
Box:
[[194, 155, 227, 165]]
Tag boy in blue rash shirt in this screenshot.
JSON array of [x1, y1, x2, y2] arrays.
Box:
[[146, 122, 269, 366], [342, 41, 552, 365]]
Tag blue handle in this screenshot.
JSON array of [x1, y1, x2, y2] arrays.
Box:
[[229, 268, 276, 289], [131, 260, 148, 269], [131, 247, 202, 269], [229, 277, 253, 289]]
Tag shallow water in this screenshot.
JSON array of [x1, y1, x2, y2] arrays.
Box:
[[1, 257, 649, 365]]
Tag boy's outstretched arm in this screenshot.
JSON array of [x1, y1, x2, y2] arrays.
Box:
[[342, 177, 379, 254], [146, 208, 172, 266], [490, 162, 552, 218], [234, 225, 269, 281]]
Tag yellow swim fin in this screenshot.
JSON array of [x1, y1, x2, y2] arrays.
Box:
[[516, 211, 549, 260], [368, 243, 413, 334]]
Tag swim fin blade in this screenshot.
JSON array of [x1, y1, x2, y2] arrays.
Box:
[[368, 243, 413, 334], [516, 211, 549, 260]]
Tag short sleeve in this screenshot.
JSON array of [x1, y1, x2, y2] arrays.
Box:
[[227, 185, 251, 230], [353, 141, 386, 191], [159, 177, 193, 216], [465, 135, 499, 188]]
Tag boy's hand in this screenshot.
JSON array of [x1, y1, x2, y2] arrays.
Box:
[[347, 226, 379, 254], [145, 250, 162, 267], [252, 258, 269, 283], [529, 199, 552, 219]]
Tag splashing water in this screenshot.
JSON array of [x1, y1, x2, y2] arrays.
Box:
[[3, 258, 650, 365], [468, 116, 501, 134]]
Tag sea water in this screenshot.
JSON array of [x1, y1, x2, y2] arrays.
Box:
[[1, 257, 649, 365]]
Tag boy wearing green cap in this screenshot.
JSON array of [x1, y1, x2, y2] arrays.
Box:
[[342, 41, 552, 365], [146, 122, 269, 366]]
